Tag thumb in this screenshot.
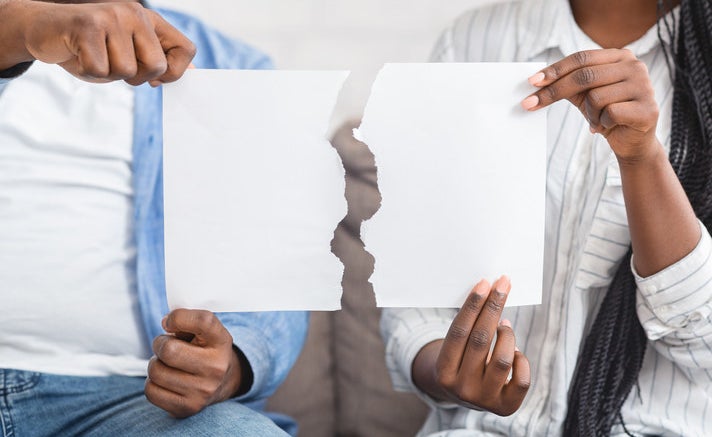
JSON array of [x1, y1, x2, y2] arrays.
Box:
[[162, 309, 230, 347]]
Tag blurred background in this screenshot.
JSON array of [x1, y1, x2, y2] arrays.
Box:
[[153, 0, 495, 134], [152, 1, 498, 436]]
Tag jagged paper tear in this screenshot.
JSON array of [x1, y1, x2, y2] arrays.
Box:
[[356, 63, 547, 308], [163, 69, 349, 312]]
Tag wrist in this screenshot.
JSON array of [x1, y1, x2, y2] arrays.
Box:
[[0, 0, 38, 70], [616, 138, 666, 170]]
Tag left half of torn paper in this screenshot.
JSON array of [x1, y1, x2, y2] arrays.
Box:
[[163, 69, 349, 312]]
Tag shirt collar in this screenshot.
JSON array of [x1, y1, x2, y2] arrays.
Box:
[[516, 0, 678, 60]]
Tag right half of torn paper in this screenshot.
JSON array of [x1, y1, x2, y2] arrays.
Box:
[[356, 63, 547, 308]]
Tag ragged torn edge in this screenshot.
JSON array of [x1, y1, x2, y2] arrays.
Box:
[[350, 65, 388, 308], [324, 71, 352, 311]]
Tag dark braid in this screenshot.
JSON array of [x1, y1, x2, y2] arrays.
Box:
[[563, 1, 712, 435]]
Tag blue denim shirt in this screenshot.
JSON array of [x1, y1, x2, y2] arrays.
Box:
[[0, 7, 309, 413]]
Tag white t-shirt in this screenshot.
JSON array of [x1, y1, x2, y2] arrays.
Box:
[[0, 62, 151, 376]]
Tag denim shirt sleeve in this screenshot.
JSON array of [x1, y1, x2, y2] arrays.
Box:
[[217, 311, 309, 402], [154, 8, 308, 403]]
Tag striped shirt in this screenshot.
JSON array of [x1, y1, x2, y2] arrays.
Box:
[[381, 0, 712, 436]]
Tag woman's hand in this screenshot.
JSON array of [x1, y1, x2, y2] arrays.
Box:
[[522, 49, 660, 165], [412, 277, 531, 416]]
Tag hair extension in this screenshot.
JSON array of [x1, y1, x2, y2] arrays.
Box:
[[563, 1, 712, 436]]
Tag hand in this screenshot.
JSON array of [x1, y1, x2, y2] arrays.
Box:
[[3, 0, 195, 85], [412, 277, 531, 416], [522, 49, 660, 165], [145, 309, 249, 418]]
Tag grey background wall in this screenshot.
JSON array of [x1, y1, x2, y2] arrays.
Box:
[[153, 0, 496, 132]]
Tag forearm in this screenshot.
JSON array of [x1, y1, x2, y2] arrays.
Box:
[[620, 140, 700, 277], [0, 0, 36, 71]]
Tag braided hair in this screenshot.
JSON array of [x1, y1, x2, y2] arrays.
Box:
[[563, 1, 712, 435]]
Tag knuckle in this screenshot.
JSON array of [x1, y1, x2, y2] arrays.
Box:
[[543, 85, 558, 103], [112, 61, 138, 79], [634, 59, 648, 72], [648, 104, 660, 121], [573, 67, 596, 86], [147, 357, 158, 376], [605, 104, 620, 122], [467, 329, 491, 350], [186, 40, 198, 59], [484, 295, 505, 315], [82, 62, 109, 79], [197, 382, 217, 399], [152, 336, 165, 354], [495, 404, 517, 417], [195, 310, 217, 330], [492, 357, 513, 372], [177, 400, 202, 418], [447, 325, 470, 342], [162, 340, 181, 358], [572, 50, 588, 67], [145, 59, 169, 77], [207, 361, 229, 379], [587, 90, 604, 108], [436, 372, 456, 390], [75, 12, 104, 31], [453, 384, 475, 403], [516, 378, 532, 392], [463, 293, 484, 314]]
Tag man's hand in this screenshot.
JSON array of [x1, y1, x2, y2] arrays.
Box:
[[521, 49, 660, 166], [412, 277, 531, 416], [145, 309, 250, 418], [0, 0, 195, 86]]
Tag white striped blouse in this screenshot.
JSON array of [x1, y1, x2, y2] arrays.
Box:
[[380, 0, 712, 435]]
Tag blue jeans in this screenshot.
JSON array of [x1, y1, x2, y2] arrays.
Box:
[[0, 369, 290, 437]]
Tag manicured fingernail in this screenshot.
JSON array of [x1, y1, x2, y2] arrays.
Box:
[[528, 72, 546, 86], [589, 124, 596, 134], [521, 95, 539, 111], [496, 275, 512, 294], [501, 319, 512, 328], [474, 279, 490, 296], [515, 346, 520, 352]]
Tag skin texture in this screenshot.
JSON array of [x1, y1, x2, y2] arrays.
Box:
[[412, 277, 531, 415], [570, 0, 681, 50], [146, 309, 251, 418], [0, 0, 246, 418], [414, 0, 699, 414], [523, 48, 699, 277], [0, 0, 195, 86]]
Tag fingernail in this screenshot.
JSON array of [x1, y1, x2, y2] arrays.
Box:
[[501, 319, 512, 328], [589, 124, 596, 134], [528, 72, 546, 86], [496, 275, 512, 294], [515, 346, 520, 352], [161, 316, 168, 329], [521, 95, 539, 111], [474, 279, 490, 296]]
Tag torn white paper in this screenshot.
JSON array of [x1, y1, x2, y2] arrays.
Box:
[[357, 63, 547, 308], [163, 69, 349, 312]]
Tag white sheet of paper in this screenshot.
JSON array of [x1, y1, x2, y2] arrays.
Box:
[[163, 69, 349, 312], [356, 63, 547, 308]]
